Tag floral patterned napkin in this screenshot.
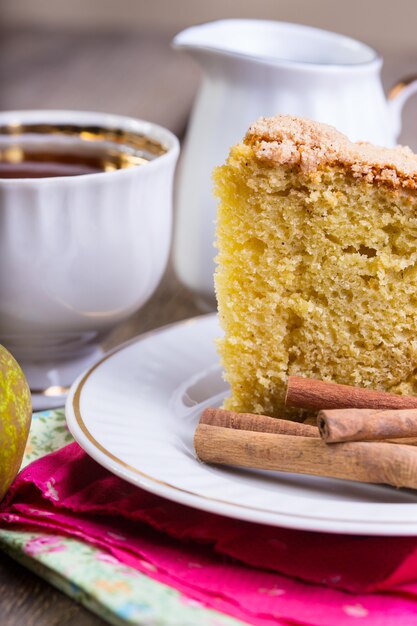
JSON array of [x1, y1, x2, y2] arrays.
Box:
[[3, 410, 417, 626], [0, 410, 240, 626]]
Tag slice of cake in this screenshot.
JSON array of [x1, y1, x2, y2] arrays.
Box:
[[214, 115, 417, 419]]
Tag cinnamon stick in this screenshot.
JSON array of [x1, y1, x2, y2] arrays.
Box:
[[194, 423, 417, 489], [318, 408, 417, 444], [200, 407, 318, 437], [286, 376, 417, 411]]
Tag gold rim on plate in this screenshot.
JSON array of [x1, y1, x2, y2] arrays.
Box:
[[70, 315, 416, 526]]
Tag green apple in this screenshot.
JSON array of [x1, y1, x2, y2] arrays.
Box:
[[0, 345, 32, 500]]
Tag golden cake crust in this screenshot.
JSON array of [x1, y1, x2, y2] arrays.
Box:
[[245, 115, 417, 189]]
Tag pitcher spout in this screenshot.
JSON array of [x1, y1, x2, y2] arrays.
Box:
[[172, 19, 284, 72], [173, 21, 230, 53], [172, 21, 236, 66], [173, 19, 379, 70]]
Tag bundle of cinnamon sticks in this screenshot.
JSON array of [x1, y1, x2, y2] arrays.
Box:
[[194, 376, 417, 489]]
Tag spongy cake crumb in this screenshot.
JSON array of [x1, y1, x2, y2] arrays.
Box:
[[214, 115, 417, 419]]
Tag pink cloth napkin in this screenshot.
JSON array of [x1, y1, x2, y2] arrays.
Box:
[[2, 442, 417, 626]]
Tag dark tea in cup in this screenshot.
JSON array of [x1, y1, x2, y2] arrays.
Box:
[[0, 122, 166, 179]]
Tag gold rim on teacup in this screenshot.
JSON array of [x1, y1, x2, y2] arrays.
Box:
[[0, 122, 168, 176]]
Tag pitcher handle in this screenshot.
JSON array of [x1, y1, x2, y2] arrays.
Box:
[[388, 75, 417, 141]]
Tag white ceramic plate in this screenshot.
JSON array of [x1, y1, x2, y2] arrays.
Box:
[[66, 313, 417, 535]]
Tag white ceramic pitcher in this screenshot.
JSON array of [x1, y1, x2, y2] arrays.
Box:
[[173, 19, 417, 310]]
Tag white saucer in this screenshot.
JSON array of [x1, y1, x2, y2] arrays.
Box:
[[29, 347, 104, 411], [65, 314, 417, 535]]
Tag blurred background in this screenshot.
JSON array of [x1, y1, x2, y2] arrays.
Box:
[[2, 0, 417, 339], [1, 0, 417, 146]]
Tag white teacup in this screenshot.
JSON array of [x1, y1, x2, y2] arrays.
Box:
[[0, 110, 179, 408]]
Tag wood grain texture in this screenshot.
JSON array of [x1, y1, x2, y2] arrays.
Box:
[[0, 551, 106, 625]]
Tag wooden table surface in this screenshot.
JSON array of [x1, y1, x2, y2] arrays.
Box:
[[1, 25, 417, 625]]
